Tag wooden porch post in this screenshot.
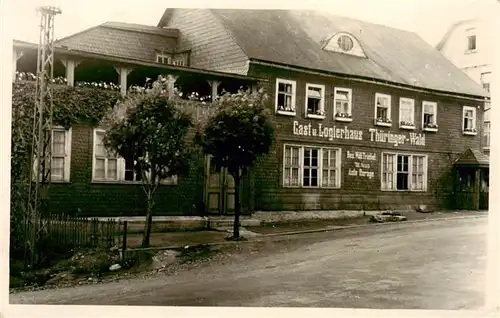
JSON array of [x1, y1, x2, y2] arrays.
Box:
[[61, 58, 82, 87], [166, 74, 178, 100], [208, 80, 221, 102], [474, 168, 481, 211], [114, 66, 133, 96]]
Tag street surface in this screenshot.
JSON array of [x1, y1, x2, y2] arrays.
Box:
[[10, 217, 487, 309]]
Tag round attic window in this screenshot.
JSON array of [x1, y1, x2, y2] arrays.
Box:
[[337, 35, 354, 52]]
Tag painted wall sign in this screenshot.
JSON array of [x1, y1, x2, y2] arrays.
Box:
[[292, 121, 363, 141], [346, 150, 376, 180], [368, 128, 425, 147], [291, 121, 426, 147]]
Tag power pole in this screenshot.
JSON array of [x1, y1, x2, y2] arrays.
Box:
[[25, 5, 61, 268]]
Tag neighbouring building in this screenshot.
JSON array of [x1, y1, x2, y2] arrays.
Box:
[[12, 9, 490, 217], [436, 17, 493, 154]]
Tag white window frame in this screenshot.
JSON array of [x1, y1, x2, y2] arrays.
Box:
[[91, 128, 178, 185], [172, 57, 186, 66], [92, 129, 120, 182], [275, 78, 297, 116], [465, 28, 477, 53], [156, 53, 171, 64], [483, 121, 490, 150], [33, 126, 72, 183], [462, 106, 477, 135], [283, 145, 301, 188], [380, 152, 428, 192], [398, 97, 415, 129], [333, 87, 353, 122], [305, 83, 326, 119], [374, 93, 392, 127], [282, 144, 341, 189], [421, 101, 438, 132]]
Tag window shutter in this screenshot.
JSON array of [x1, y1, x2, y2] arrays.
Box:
[[64, 129, 72, 182]]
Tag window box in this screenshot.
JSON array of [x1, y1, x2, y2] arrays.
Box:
[[400, 121, 415, 130], [463, 128, 477, 136], [374, 117, 392, 127], [423, 126, 438, 132], [334, 88, 353, 122], [276, 105, 296, 116], [305, 83, 325, 119], [335, 112, 353, 122], [275, 78, 297, 115]]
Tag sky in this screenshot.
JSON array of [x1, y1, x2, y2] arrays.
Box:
[[3, 0, 499, 47]]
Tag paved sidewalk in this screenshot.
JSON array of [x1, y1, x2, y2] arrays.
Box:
[[125, 210, 488, 250]]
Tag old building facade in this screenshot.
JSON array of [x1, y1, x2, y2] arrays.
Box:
[[12, 9, 490, 217]]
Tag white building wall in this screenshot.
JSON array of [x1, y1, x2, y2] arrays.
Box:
[[438, 17, 493, 153]]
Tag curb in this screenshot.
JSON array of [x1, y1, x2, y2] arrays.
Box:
[[125, 213, 487, 253], [257, 214, 487, 238]]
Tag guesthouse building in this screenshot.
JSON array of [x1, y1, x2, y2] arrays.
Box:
[[12, 9, 490, 217]]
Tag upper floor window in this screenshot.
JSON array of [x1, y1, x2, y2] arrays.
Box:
[[466, 28, 477, 52], [275, 78, 296, 115], [337, 35, 354, 52], [481, 72, 491, 93], [322, 32, 367, 58], [333, 87, 353, 122], [483, 122, 490, 149], [156, 53, 172, 64], [305, 83, 325, 119], [374, 93, 392, 127], [172, 59, 185, 66], [462, 106, 477, 135], [422, 101, 438, 132], [399, 98, 415, 129]]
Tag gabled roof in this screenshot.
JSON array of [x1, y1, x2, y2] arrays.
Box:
[[159, 9, 488, 98], [453, 148, 490, 168], [54, 22, 180, 62], [436, 18, 478, 51]]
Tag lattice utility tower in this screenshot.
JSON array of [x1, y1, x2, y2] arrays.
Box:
[[25, 5, 61, 268]]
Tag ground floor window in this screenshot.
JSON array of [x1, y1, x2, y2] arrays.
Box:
[[92, 129, 177, 184], [283, 144, 341, 188], [381, 152, 427, 191]]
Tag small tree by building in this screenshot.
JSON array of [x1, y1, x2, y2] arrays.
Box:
[[197, 88, 274, 240], [103, 79, 194, 247]]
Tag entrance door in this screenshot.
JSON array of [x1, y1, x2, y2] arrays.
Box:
[[205, 155, 235, 215]]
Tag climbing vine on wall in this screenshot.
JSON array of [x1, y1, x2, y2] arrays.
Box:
[[10, 78, 121, 252]]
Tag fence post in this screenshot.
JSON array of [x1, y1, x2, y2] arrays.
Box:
[[121, 221, 128, 261]]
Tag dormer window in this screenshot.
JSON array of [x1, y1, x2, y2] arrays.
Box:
[[156, 53, 172, 64], [337, 35, 354, 52], [322, 32, 367, 58]]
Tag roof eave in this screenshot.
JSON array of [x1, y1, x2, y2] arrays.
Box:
[[58, 47, 266, 82]]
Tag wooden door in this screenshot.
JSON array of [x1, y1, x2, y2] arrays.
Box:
[[205, 156, 235, 215]]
